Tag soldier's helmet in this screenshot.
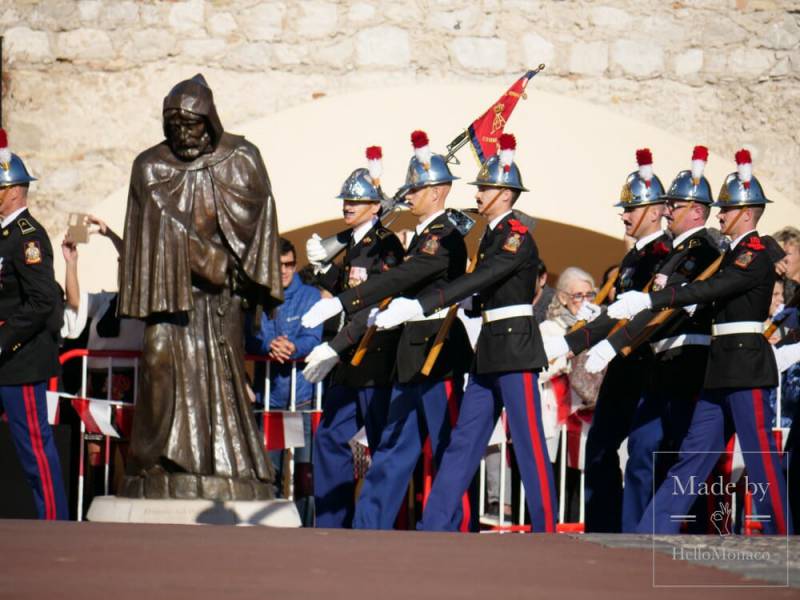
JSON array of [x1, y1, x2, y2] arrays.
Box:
[[468, 133, 528, 192], [0, 129, 37, 188], [397, 130, 458, 197], [661, 145, 714, 205], [614, 148, 666, 208], [337, 146, 384, 202], [712, 149, 771, 207]]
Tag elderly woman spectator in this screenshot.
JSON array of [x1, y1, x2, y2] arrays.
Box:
[[539, 267, 605, 522]]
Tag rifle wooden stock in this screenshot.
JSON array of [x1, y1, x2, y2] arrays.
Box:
[[420, 189, 504, 376], [350, 297, 392, 366], [619, 253, 725, 357]]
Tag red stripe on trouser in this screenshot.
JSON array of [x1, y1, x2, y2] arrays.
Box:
[[23, 385, 55, 520], [442, 379, 471, 532], [523, 372, 554, 532], [752, 389, 787, 535], [264, 413, 286, 450]]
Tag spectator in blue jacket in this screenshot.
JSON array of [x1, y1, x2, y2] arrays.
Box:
[[246, 237, 322, 524]]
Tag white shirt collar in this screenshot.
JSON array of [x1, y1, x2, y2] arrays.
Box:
[[730, 229, 757, 250], [416, 210, 445, 236], [634, 229, 665, 250], [1, 207, 27, 229], [671, 226, 705, 248], [489, 210, 513, 231], [352, 217, 377, 245]]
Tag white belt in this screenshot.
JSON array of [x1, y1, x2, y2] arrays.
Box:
[[408, 307, 451, 322], [482, 304, 534, 324], [650, 334, 711, 354], [711, 321, 763, 336]]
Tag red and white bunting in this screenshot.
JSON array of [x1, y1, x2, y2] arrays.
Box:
[[71, 397, 120, 438], [45, 391, 61, 425], [566, 409, 593, 471], [263, 411, 305, 450], [114, 404, 135, 439]]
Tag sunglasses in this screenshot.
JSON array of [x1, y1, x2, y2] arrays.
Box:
[[561, 291, 597, 302], [280, 261, 297, 269]]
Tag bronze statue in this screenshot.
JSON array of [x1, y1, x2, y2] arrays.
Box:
[[118, 74, 282, 500]]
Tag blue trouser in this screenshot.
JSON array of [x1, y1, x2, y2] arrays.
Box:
[[637, 387, 793, 535], [353, 378, 464, 530], [0, 382, 68, 520], [419, 372, 557, 533], [621, 388, 697, 532], [313, 385, 391, 528], [584, 357, 645, 532]]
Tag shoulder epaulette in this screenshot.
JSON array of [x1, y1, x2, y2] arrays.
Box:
[[376, 227, 392, 239], [688, 238, 701, 249], [429, 223, 445, 231], [17, 218, 36, 235]]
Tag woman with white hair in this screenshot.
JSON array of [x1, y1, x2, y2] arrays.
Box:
[[539, 267, 605, 522]]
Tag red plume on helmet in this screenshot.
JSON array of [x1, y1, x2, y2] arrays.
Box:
[[410, 130, 432, 170], [365, 145, 383, 186], [636, 148, 654, 188], [498, 133, 516, 173], [691, 145, 708, 184], [735, 148, 752, 190], [0, 128, 10, 165]]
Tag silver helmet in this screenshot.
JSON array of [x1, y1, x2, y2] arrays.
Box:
[[0, 130, 37, 187], [336, 168, 381, 202], [662, 145, 713, 205], [397, 130, 458, 197], [711, 149, 771, 207], [614, 148, 665, 208], [468, 133, 528, 192]]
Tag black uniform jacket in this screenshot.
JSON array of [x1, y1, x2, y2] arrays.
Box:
[[566, 232, 672, 355], [317, 221, 405, 388], [607, 228, 722, 362], [650, 230, 778, 389], [0, 209, 62, 385], [338, 212, 473, 384], [417, 213, 546, 374]]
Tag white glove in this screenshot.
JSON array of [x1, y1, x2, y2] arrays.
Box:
[[542, 335, 569, 362], [773, 342, 800, 373], [576, 301, 602, 323], [585, 339, 616, 373], [306, 233, 327, 265], [607, 291, 652, 320], [302, 296, 343, 328], [366, 306, 379, 328], [375, 298, 423, 329], [683, 304, 697, 317], [302, 343, 339, 384]]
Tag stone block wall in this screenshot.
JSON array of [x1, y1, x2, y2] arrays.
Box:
[[1, 0, 798, 233]]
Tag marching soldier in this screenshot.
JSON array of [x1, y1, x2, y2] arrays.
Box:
[[543, 148, 671, 532], [301, 147, 405, 528], [303, 130, 473, 530], [582, 146, 722, 531], [377, 133, 558, 532], [0, 130, 68, 519], [610, 149, 792, 535]]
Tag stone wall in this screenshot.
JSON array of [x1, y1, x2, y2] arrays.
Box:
[[2, 0, 798, 233]]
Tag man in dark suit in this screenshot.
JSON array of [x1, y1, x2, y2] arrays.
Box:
[[610, 150, 792, 535], [0, 132, 68, 519], [377, 133, 558, 532], [302, 131, 473, 530]]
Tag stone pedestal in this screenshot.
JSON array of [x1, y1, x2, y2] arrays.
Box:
[[87, 496, 301, 527]]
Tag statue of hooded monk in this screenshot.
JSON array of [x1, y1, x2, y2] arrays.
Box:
[[118, 74, 282, 500]]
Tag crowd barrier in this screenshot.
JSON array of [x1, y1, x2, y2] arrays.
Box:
[[46, 348, 790, 532]]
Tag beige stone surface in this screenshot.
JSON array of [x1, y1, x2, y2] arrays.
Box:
[[0, 0, 796, 267]]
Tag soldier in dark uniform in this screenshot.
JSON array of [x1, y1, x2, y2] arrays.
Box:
[[0, 132, 68, 519], [300, 148, 405, 528], [303, 131, 473, 530], [582, 146, 722, 531], [543, 148, 671, 532], [611, 150, 792, 535], [378, 134, 557, 532]]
